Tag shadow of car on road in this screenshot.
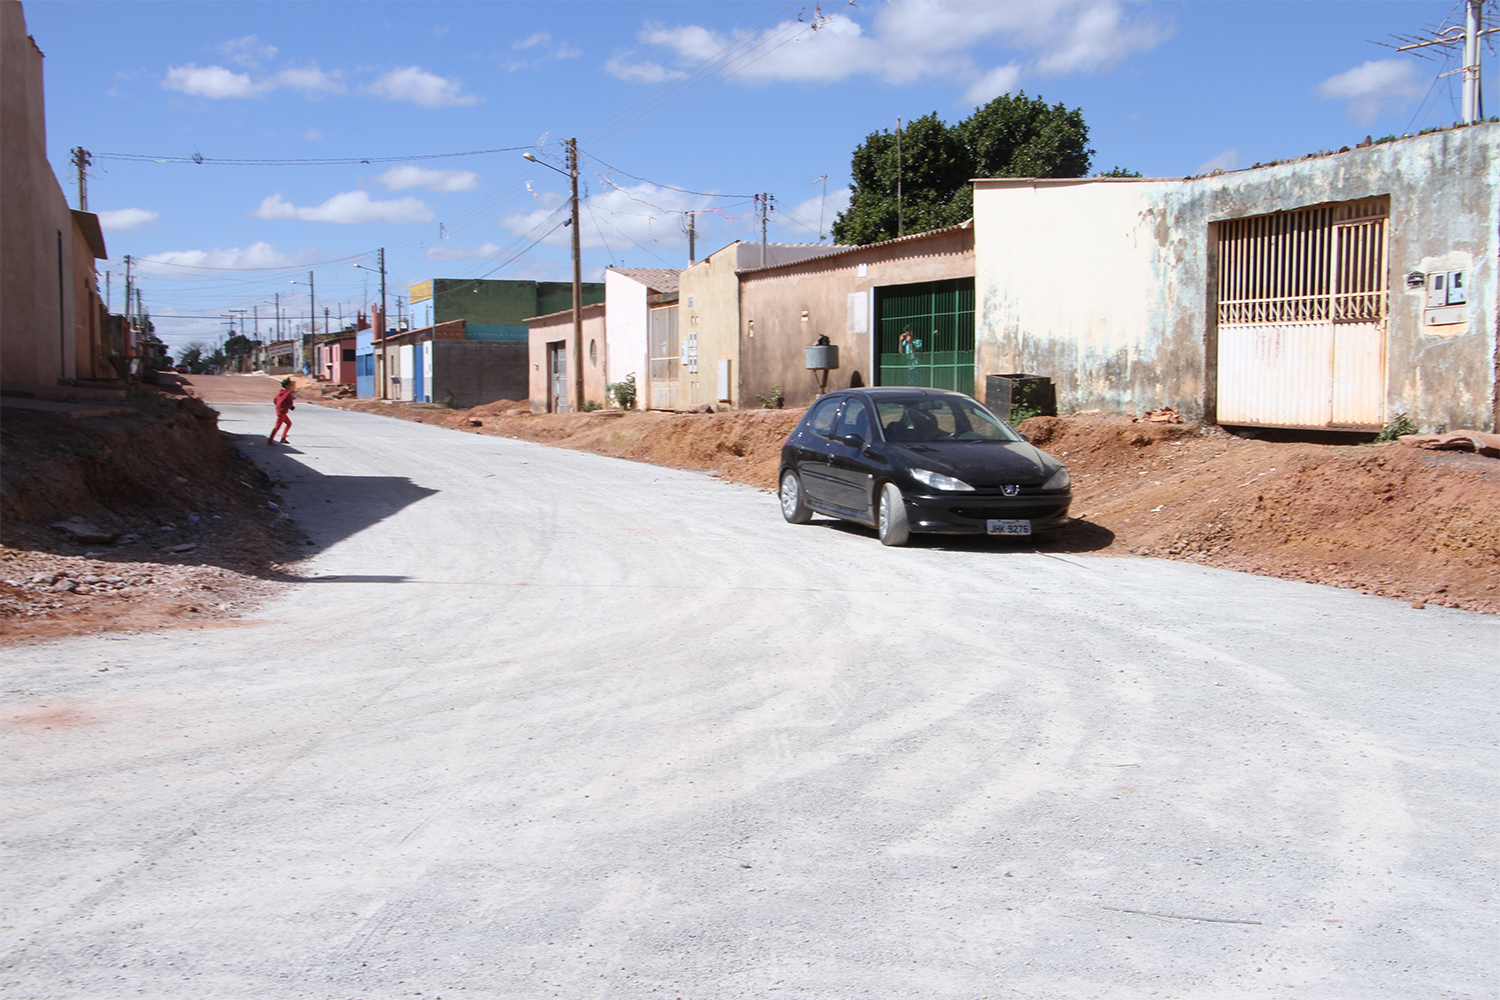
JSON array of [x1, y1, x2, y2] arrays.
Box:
[[812, 516, 1115, 553]]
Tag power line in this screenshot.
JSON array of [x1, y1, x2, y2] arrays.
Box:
[[93, 145, 541, 166]]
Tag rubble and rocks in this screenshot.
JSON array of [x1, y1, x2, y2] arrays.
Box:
[[1399, 429, 1500, 458]]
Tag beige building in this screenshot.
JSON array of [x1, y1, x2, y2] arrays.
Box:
[[1, 0, 109, 386], [973, 123, 1499, 432], [676, 242, 834, 410], [526, 304, 607, 413]]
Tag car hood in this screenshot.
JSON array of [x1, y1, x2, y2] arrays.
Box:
[[885, 440, 1061, 487]]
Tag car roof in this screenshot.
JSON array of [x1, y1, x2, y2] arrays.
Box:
[[833, 387, 971, 399]]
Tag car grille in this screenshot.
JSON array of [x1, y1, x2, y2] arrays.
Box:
[[948, 504, 1068, 521]]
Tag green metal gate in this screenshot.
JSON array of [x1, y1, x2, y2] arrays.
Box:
[[876, 278, 975, 393]]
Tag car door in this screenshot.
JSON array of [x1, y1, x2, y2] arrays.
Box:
[[793, 395, 845, 508], [822, 397, 880, 517]]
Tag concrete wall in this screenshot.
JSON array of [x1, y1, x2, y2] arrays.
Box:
[[431, 341, 529, 408], [738, 225, 975, 409], [1, 1, 87, 385], [526, 306, 607, 412], [678, 246, 741, 409], [974, 124, 1499, 430], [605, 270, 648, 406]]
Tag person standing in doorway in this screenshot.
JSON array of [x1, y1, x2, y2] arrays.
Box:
[[269, 378, 295, 445]]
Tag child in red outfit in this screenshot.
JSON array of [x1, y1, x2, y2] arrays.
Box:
[[269, 379, 295, 445]]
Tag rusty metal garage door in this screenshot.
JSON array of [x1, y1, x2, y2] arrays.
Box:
[[1215, 197, 1388, 428]]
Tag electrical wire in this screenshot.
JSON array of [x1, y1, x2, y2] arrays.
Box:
[[93, 146, 538, 166]]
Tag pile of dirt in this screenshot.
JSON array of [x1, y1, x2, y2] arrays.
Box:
[[1, 388, 305, 641], [321, 398, 1498, 614]]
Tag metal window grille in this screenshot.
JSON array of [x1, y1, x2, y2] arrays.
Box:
[[1217, 197, 1389, 326]]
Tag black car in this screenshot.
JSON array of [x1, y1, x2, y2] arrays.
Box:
[[777, 387, 1072, 546]]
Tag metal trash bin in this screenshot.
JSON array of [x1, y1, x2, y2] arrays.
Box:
[[805, 345, 840, 370], [985, 373, 1056, 422]]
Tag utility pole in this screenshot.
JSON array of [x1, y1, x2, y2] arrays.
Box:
[[757, 194, 774, 266], [307, 270, 315, 371], [380, 247, 389, 400], [70, 147, 91, 211], [1386, 0, 1495, 124], [123, 255, 132, 326], [895, 118, 904, 238], [812, 174, 829, 242], [105, 270, 111, 312], [687, 211, 697, 265], [568, 137, 583, 413]]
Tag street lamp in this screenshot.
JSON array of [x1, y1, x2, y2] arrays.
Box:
[[524, 140, 583, 412], [290, 271, 314, 374]]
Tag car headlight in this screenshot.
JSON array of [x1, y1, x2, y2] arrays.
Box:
[[1042, 466, 1071, 491], [911, 468, 975, 491]]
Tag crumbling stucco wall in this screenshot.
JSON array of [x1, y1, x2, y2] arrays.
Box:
[[974, 124, 1498, 431]]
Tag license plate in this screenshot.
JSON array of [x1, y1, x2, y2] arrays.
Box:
[[987, 519, 1032, 536]]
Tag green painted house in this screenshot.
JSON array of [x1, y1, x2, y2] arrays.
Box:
[[408, 278, 605, 342]]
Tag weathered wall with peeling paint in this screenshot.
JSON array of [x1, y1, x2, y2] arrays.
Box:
[[974, 124, 1499, 431]]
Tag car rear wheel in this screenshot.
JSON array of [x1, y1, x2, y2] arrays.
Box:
[[877, 482, 910, 547], [779, 469, 812, 524]]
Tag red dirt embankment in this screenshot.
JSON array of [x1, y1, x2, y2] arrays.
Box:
[[323, 398, 1500, 614], [1, 382, 304, 641]]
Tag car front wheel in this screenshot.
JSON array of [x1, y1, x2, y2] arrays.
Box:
[[877, 482, 910, 547], [779, 469, 813, 524]]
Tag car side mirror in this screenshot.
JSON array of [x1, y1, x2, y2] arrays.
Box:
[[1019, 433, 1030, 442], [840, 433, 864, 449]]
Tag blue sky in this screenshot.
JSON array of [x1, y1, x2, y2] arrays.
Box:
[[22, 0, 1495, 357]]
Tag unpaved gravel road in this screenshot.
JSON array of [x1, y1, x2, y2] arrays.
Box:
[[3, 397, 1496, 1000]]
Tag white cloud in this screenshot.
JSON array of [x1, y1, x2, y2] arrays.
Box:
[[138, 241, 294, 274], [97, 207, 160, 231], [163, 63, 258, 98], [1318, 59, 1424, 125], [1196, 149, 1240, 174], [963, 64, 1023, 104], [778, 188, 853, 239], [604, 56, 684, 83], [379, 165, 479, 193], [515, 32, 551, 50], [217, 35, 277, 69], [500, 181, 712, 251], [163, 60, 341, 99], [303, 127, 322, 140], [611, 0, 1169, 99], [426, 242, 504, 262], [254, 191, 434, 224], [368, 66, 479, 107], [275, 64, 345, 95]]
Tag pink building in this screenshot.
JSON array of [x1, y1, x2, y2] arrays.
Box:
[[313, 336, 357, 384]]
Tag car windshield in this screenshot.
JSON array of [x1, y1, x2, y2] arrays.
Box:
[[875, 397, 1023, 443]]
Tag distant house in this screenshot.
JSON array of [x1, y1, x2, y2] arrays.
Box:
[[312, 335, 357, 384], [370, 278, 606, 403], [972, 123, 1499, 432], [735, 223, 975, 410], [604, 268, 679, 410], [526, 303, 607, 413], [677, 242, 840, 410]]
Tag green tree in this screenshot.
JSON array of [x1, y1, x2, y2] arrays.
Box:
[[180, 341, 208, 374], [832, 92, 1095, 244]]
